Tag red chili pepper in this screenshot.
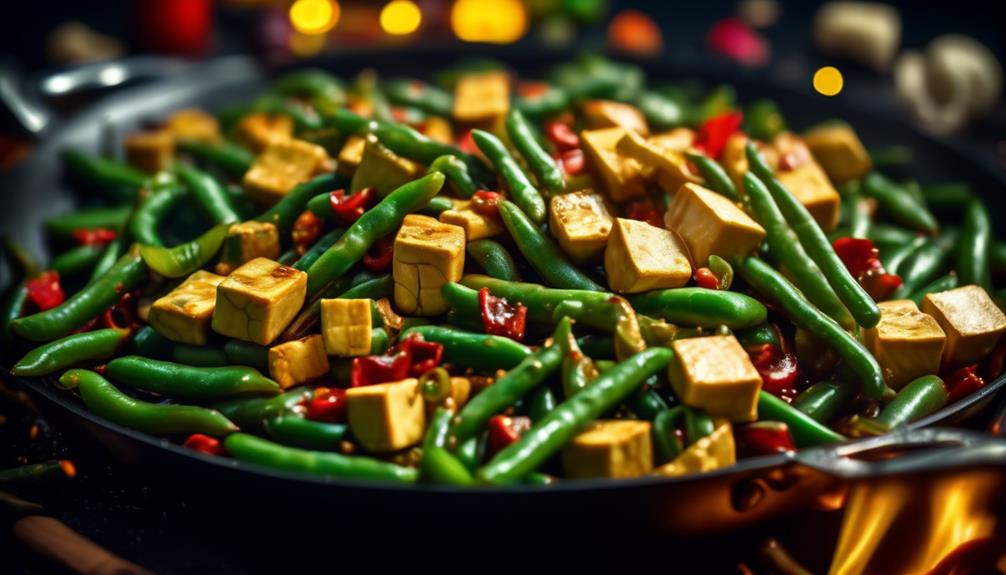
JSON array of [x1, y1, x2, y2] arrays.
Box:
[[693, 267, 720, 290], [329, 187, 375, 225], [736, 421, 796, 457], [305, 387, 347, 423], [487, 415, 533, 456], [471, 190, 504, 218], [25, 271, 64, 311], [832, 237, 903, 301], [946, 365, 985, 404], [693, 111, 744, 160], [183, 433, 226, 456], [517, 81, 550, 99], [458, 129, 478, 155], [397, 333, 444, 376], [545, 121, 580, 152], [362, 235, 394, 272], [350, 350, 411, 387], [72, 228, 117, 246], [292, 210, 324, 255], [626, 201, 662, 228], [101, 290, 140, 330], [478, 287, 527, 342], [749, 343, 800, 397], [559, 148, 585, 176]]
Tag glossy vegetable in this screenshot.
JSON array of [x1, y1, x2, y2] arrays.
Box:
[[105, 356, 281, 399], [472, 130, 547, 225]]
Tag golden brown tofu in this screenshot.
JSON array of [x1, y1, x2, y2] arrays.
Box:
[[166, 108, 221, 144], [561, 420, 653, 479], [350, 135, 424, 197], [548, 191, 614, 262], [922, 286, 1006, 368], [604, 218, 692, 293], [803, 122, 873, 184], [242, 138, 331, 206], [669, 335, 763, 422], [664, 183, 766, 266], [236, 113, 294, 154], [862, 300, 946, 389], [346, 378, 426, 452], [211, 257, 307, 345], [616, 130, 701, 194], [653, 422, 736, 477], [216, 221, 281, 276], [336, 134, 366, 178], [582, 100, 649, 136], [720, 132, 750, 192], [393, 215, 466, 316], [439, 199, 504, 241], [268, 335, 330, 389], [125, 129, 174, 173], [452, 70, 510, 128], [421, 116, 454, 145], [320, 298, 372, 357], [148, 271, 225, 346], [580, 127, 647, 202], [649, 128, 695, 152], [776, 162, 841, 232]]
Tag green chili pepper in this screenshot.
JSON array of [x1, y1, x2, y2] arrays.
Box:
[[637, 91, 685, 130], [130, 186, 187, 246], [49, 245, 105, 278], [527, 386, 558, 422], [792, 380, 855, 424], [881, 236, 927, 276], [955, 199, 992, 291], [506, 110, 565, 195], [45, 206, 131, 242], [258, 173, 341, 237], [625, 384, 669, 421], [861, 172, 939, 235], [264, 415, 347, 451], [105, 356, 280, 399], [383, 78, 453, 117], [756, 391, 845, 447], [64, 150, 147, 201], [213, 389, 312, 433], [293, 228, 344, 271], [138, 224, 227, 278], [840, 181, 872, 239], [688, 153, 740, 202], [418, 196, 454, 217], [652, 407, 685, 463], [895, 232, 958, 299], [223, 339, 270, 372], [472, 130, 547, 224], [738, 256, 887, 400], [466, 239, 521, 281], [683, 406, 715, 446], [627, 287, 767, 329], [735, 322, 781, 349], [744, 99, 787, 141], [178, 139, 254, 177], [174, 165, 241, 225], [921, 182, 973, 211], [59, 369, 237, 436], [86, 236, 128, 286], [869, 223, 917, 251], [1, 282, 28, 349], [401, 325, 532, 370], [129, 325, 173, 359], [172, 344, 229, 367], [422, 407, 475, 485], [873, 375, 948, 429], [12, 328, 130, 376], [908, 273, 959, 307], [480, 347, 674, 483], [429, 155, 479, 198], [224, 433, 417, 483]]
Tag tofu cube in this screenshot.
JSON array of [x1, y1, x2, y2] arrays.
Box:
[[720, 132, 751, 192], [216, 221, 281, 276], [320, 298, 373, 357], [350, 135, 424, 197], [549, 191, 614, 262], [452, 70, 510, 128], [439, 199, 504, 241], [166, 108, 221, 143], [664, 183, 766, 266], [236, 113, 294, 153], [346, 378, 426, 452], [604, 218, 692, 293], [862, 300, 946, 389], [582, 100, 649, 136], [803, 122, 872, 184], [561, 420, 654, 479], [653, 422, 736, 477], [393, 215, 466, 316], [243, 138, 331, 206], [922, 285, 1006, 368], [420, 115, 454, 144], [268, 335, 330, 389], [649, 128, 695, 152], [125, 129, 174, 173], [148, 271, 225, 345], [212, 257, 307, 345], [669, 335, 763, 422], [616, 130, 701, 193], [580, 127, 647, 202], [776, 162, 841, 232], [336, 134, 366, 177]]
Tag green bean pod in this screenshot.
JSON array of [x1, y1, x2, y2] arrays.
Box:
[[451, 277, 605, 327], [213, 389, 312, 433], [131, 186, 187, 246], [422, 408, 476, 485], [626, 384, 670, 421], [258, 173, 342, 237], [627, 287, 768, 329], [0, 283, 28, 348], [466, 239, 521, 281], [45, 206, 132, 241], [50, 245, 105, 278], [87, 236, 128, 285], [138, 224, 228, 278], [401, 325, 532, 370], [757, 391, 845, 447], [688, 153, 739, 202], [683, 406, 716, 445], [895, 232, 958, 299], [371, 121, 491, 184], [652, 407, 685, 463], [383, 79, 453, 117], [471, 130, 547, 224], [955, 199, 992, 291], [129, 325, 173, 359], [429, 155, 479, 198], [264, 415, 347, 451], [174, 164, 241, 225], [869, 223, 918, 251], [791, 380, 855, 424], [178, 139, 254, 177], [172, 344, 229, 367], [506, 110, 565, 195], [223, 339, 270, 372], [13, 328, 131, 376], [105, 356, 280, 398], [514, 86, 570, 120], [64, 150, 147, 200], [873, 375, 948, 429], [293, 228, 344, 271], [840, 180, 872, 239], [744, 99, 787, 140], [921, 183, 973, 211], [861, 172, 939, 235]]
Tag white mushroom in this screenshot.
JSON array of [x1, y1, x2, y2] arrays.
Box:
[[813, 2, 901, 71]]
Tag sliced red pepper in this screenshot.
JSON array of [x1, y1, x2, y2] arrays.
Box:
[[478, 287, 527, 342], [458, 129, 478, 155], [362, 235, 394, 272], [946, 365, 985, 404], [292, 210, 324, 256], [693, 267, 720, 290], [545, 121, 580, 152], [305, 387, 348, 423], [559, 148, 585, 176], [350, 350, 411, 387], [693, 111, 744, 160], [626, 201, 662, 228], [736, 421, 796, 457], [25, 271, 64, 311], [329, 187, 375, 225], [749, 343, 800, 397], [471, 190, 504, 218], [397, 333, 444, 376], [101, 289, 140, 330], [72, 228, 117, 246], [487, 415, 533, 456], [183, 433, 226, 456], [832, 237, 903, 301]]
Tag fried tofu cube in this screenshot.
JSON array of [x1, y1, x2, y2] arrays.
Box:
[[346, 378, 426, 452], [580, 127, 647, 202], [236, 113, 294, 154], [452, 70, 510, 128], [653, 422, 736, 477], [922, 286, 1006, 368], [212, 257, 307, 345], [604, 218, 692, 293], [268, 335, 330, 389], [393, 215, 465, 316], [862, 300, 946, 389], [166, 108, 220, 143], [549, 191, 614, 262], [776, 162, 841, 232], [439, 199, 504, 241], [148, 271, 225, 345], [243, 138, 331, 206], [216, 221, 281, 276], [561, 420, 653, 479], [582, 100, 649, 136], [421, 116, 454, 144], [664, 183, 766, 266], [720, 133, 751, 192], [649, 128, 695, 152], [125, 129, 174, 173], [616, 130, 701, 194], [669, 335, 763, 422], [803, 122, 872, 184], [336, 134, 366, 177], [320, 298, 373, 357], [350, 135, 424, 197]]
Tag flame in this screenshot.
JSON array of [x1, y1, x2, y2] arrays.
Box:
[[829, 470, 1001, 574]]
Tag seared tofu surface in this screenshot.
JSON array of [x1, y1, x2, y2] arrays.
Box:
[[604, 218, 692, 293], [393, 215, 466, 316], [148, 270, 225, 346], [346, 378, 426, 452], [664, 183, 766, 266], [549, 191, 614, 262], [669, 335, 763, 422], [212, 257, 308, 345], [922, 286, 1006, 368], [268, 335, 330, 389], [862, 300, 946, 389], [562, 420, 653, 479]]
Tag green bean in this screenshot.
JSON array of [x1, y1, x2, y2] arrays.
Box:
[[688, 153, 740, 202], [401, 325, 532, 370], [258, 173, 341, 237], [652, 407, 685, 463], [840, 180, 872, 239], [138, 224, 227, 278], [371, 121, 491, 184], [873, 375, 948, 429], [756, 391, 845, 447], [626, 384, 669, 421], [627, 287, 768, 329], [868, 146, 913, 167], [895, 232, 958, 299], [506, 110, 565, 195], [421, 407, 475, 485], [105, 356, 280, 398], [955, 199, 992, 291], [881, 236, 927, 276], [921, 182, 973, 211], [744, 99, 787, 141], [178, 139, 254, 177], [637, 91, 685, 130], [128, 325, 173, 359], [293, 228, 344, 271], [264, 415, 347, 451], [12, 328, 130, 376], [130, 185, 187, 246], [792, 380, 855, 424], [281, 272, 384, 341], [515, 86, 570, 120], [466, 239, 521, 281], [861, 172, 939, 235], [174, 164, 241, 225], [869, 223, 917, 251], [908, 273, 959, 307], [683, 406, 716, 445], [383, 78, 453, 117], [213, 389, 312, 433], [49, 245, 105, 278], [64, 150, 147, 201], [429, 155, 479, 198], [0, 282, 28, 348], [45, 206, 131, 241], [472, 130, 547, 224], [223, 340, 270, 372], [86, 236, 128, 286], [172, 344, 229, 367]]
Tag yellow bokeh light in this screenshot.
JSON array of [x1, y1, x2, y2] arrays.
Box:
[[381, 0, 422, 35], [813, 66, 844, 96], [289, 0, 340, 35], [451, 0, 527, 44]]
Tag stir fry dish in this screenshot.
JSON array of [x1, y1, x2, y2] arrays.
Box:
[[5, 55, 1006, 486]]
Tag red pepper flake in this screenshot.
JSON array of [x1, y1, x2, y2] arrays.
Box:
[[458, 129, 479, 155], [471, 190, 504, 218], [59, 459, 77, 478], [545, 121, 580, 152], [183, 433, 226, 456], [832, 237, 903, 301], [946, 365, 984, 404], [101, 290, 140, 330], [398, 333, 444, 376], [517, 81, 550, 99], [626, 201, 662, 228], [706, 17, 768, 66], [559, 148, 585, 176], [305, 387, 347, 423], [329, 187, 375, 225], [694, 267, 720, 290], [351, 350, 411, 387], [749, 343, 800, 397], [26, 271, 64, 311], [362, 235, 394, 272], [72, 228, 117, 246], [736, 421, 796, 457], [487, 415, 533, 456], [478, 287, 527, 342], [292, 210, 324, 256], [693, 111, 744, 160]]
